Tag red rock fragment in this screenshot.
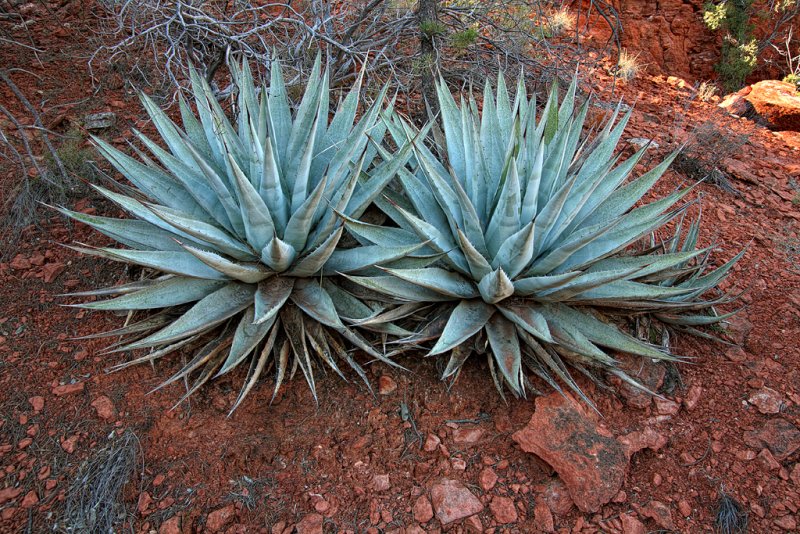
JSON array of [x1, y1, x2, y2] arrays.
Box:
[[638, 500, 674, 530], [683, 384, 703, 411], [138, 491, 153, 514], [206, 504, 237, 532], [619, 512, 646, 534], [430, 479, 483, 525], [775, 515, 797, 531], [29, 396, 44, 412], [91, 396, 115, 420], [42, 262, 66, 283], [618, 427, 668, 459], [533, 498, 555, 532], [413, 495, 434, 523], [423, 434, 440, 452], [294, 513, 323, 534], [378, 375, 397, 395], [748, 387, 784, 414], [52, 382, 84, 396], [542, 477, 574, 515], [0, 486, 22, 505], [20, 490, 38, 508], [371, 474, 390, 491], [453, 427, 483, 445], [512, 392, 627, 513], [743, 418, 800, 460], [159, 515, 182, 534], [478, 467, 497, 491], [489, 495, 518, 524]]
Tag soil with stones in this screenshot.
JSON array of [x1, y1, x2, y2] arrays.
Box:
[[1, 2, 799, 533]]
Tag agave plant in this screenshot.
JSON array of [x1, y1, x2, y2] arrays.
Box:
[[59, 58, 422, 410], [345, 75, 742, 400]]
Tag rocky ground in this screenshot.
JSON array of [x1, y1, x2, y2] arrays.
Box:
[[1, 1, 799, 533]]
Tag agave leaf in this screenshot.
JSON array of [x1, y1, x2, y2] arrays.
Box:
[[581, 151, 680, 229], [281, 305, 316, 400], [284, 174, 328, 252], [485, 159, 521, 258], [342, 215, 419, 247], [92, 136, 205, 219], [121, 283, 255, 349], [493, 221, 535, 277], [272, 340, 291, 402], [517, 329, 594, 406], [267, 57, 292, 166], [289, 226, 344, 277], [538, 267, 642, 301], [76, 277, 224, 311], [477, 268, 515, 304], [343, 275, 455, 303], [485, 314, 523, 395], [496, 303, 553, 342], [260, 137, 289, 232], [108, 336, 201, 372], [304, 320, 346, 380], [181, 244, 272, 284], [229, 318, 280, 415], [70, 245, 230, 280], [352, 302, 424, 327], [393, 205, 470, 274], [227, 153, 275, 251], [457, 229, 493, 280], [346, 123, 422, 219], [656, 309, 739, 326], [442, 343, 472, 379], [429, 300, 495, 355], [323, 242, 427, 275], [146, 203, 254, 260], [254, 277, 295, 325], [56, 207, 186, 252], [547, 319, 615, 364], [261, 237, 297, 273], [290, 279, 344, 329], [436, 76, 466, 181], [543, 303, 669, 359], [569, 280, 695, 302], [91, 185, 216, 247], [380, 267, 479, 299], [513, 271, 583, 295], [217, 306, 278, 377], [128, 130, 231, 229], [150, 330, 232, 392]]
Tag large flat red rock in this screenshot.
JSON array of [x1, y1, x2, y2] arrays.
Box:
[[512, 393, 627, 513]]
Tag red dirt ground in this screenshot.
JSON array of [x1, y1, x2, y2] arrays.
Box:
[[1, 2, 799, 533]]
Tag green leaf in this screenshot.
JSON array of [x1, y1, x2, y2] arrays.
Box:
[[477, 268, 515, 304], [254, 277, 295, 324], [380, 267, 478, 299], [261, 237, 297, 273], [290, 279, 344, 329], [122, 283, 255, 349], [181, 244, 272, 284], [323, 242, 427, 275], [77, 277, 224, 310], [217, 307, 277, 376], [485, 314, 523, 395], [429, 300, 495, 355], [496, 303, 553, 342]]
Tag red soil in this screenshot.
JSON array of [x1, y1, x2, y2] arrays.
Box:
[[1, 2, 798, 533]]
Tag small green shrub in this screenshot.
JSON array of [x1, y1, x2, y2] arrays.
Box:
[[420, 19, 447, 37], [451, 27, 479, 50]]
